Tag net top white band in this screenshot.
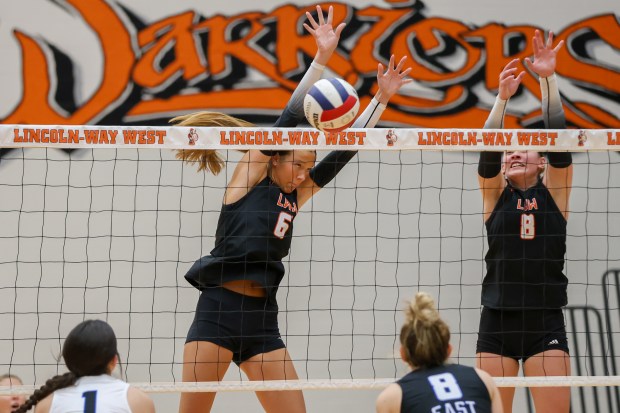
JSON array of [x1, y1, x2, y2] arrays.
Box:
[[2, 125, 617, 151], [2, 376, 620, 395]]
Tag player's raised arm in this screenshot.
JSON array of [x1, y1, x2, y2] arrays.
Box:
[[297, 55, 412, 206], [525, 30, 572, 217], [478, 59, 525, 221]]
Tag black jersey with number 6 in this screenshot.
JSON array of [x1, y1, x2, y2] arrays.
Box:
[[398, 364, 491, 413], [185, 176, 298, 304], [483, 180, 567, 310]]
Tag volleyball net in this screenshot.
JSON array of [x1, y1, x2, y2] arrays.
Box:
[[0, 125, 619, 408]]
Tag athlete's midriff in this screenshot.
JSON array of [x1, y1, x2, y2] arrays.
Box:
[[222, 279, 267, 297]]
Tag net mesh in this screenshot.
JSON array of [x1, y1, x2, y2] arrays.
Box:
[[0, 131, 619, 412]]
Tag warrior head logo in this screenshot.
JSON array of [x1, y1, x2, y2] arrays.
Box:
[[577, 130, 587, 147], [386, 130, 397, 146], [188, 128, 199, 145]]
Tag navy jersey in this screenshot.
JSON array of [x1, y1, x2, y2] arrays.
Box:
[[185, 177, 298, 304], [483, 180, 567, 309], [398, 364, 491, 413]]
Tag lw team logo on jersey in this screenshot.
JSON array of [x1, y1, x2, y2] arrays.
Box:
[[386, 130, 398, 146], [516, 198, 538, 211], [187, 128, 199, 145]]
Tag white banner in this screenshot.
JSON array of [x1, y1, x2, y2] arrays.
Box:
[[1, 125, 617, 151]]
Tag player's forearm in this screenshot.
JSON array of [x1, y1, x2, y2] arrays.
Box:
[[288, 61, 326, 116], [484, 95, 507, 129], [352, 97, 386, 128], [540, 73, 566, 129]]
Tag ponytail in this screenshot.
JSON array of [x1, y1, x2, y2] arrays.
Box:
[[400, 292, 450, 369], [171, 112, 254, 175]]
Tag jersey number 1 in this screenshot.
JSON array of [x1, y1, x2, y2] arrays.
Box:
[[82, 390, 97, 413], [520, 213, 536, 240]]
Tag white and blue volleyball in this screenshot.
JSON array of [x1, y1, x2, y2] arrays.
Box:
[[304, 78, 360, 132]]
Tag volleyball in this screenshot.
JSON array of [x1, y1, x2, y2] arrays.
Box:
[[304, 78, 360, 132]]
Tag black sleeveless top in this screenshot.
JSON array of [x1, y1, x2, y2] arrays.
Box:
[[398, 364, 491, 413], [185, 177, 298, 305], [483, 180, 567, 309]]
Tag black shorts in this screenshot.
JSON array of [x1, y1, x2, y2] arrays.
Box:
[[476, 307, 569, 362], [186, 287, 285, 365]]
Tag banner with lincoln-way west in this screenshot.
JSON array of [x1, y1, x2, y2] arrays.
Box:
[[0, 0, 617, 139]]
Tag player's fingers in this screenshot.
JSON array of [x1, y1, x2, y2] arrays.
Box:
[[326, 5, 333, 25], [303, 23, 315, 35], [501, 67, 518, 80], [553, 40, 565, 53], [400, 67, 413, 77], [305, 11, 318, 28], [546, 31, 554, 48], [388, 54, 396, 71], [334, 22, 346, 38], [394, 55, 408, 72], [504, 58, 519, 70], [532, 35, 541, 55], [316, 5, 325, 25]]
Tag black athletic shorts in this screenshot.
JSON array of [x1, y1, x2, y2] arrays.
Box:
[[476, 307, 569, 362], [186, 287, 285, 365]]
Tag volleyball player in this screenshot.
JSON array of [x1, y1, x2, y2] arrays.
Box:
[[176, 9, 412, 413], [0, 374, 25, 413], [476, 30, 572, 413], [14, 320, 154, 413], [376, 292, 503, 413]]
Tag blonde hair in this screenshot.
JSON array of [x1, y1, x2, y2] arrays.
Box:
[[171, 111, 254, 175], [400, 292, 450, 368]]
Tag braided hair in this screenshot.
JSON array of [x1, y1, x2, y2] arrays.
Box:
[[14, 320, 118, 413]]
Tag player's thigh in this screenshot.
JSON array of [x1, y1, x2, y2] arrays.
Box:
[[476, 352, 519, 377], [241, 348, 305, 413], [179, 342, 234, 413], [476, 352, 519, 413], [524, 350, 571, 413], [182, 340, 233, 381]]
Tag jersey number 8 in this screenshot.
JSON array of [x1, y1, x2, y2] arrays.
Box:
[[520, 213, 536, 240], [427, 373, 463, 401]]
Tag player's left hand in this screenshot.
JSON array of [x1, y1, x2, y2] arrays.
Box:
[[524, 30, 564, 78], [375, 55, 413, 105], [304, 5, 346, 64]]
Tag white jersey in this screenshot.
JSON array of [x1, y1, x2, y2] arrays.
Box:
[[49, 375, 131, 413]]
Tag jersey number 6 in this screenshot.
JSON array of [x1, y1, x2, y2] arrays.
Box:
[[274, 212, 293, 239]]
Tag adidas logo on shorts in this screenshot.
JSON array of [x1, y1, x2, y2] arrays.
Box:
[[548, 339, 559, 345]]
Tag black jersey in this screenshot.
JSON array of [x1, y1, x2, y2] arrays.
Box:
[[483, 179, 567, 309], [185, 176, 298, 304], [398, 364, 491, 413]]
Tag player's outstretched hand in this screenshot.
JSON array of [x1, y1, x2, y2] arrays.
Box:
[[375, 55, 412, 105], [524, 29, 564, 78], [498, 58, 526, 100], [303, 5, 346, 66]]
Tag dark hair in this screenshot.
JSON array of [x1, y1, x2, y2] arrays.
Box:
[[15, 320, 119, 413], [400, 292, 451, 369]]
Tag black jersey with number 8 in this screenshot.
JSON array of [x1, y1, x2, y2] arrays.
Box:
[[483, 179, 567, 309], [398, 364, 491, 413]]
